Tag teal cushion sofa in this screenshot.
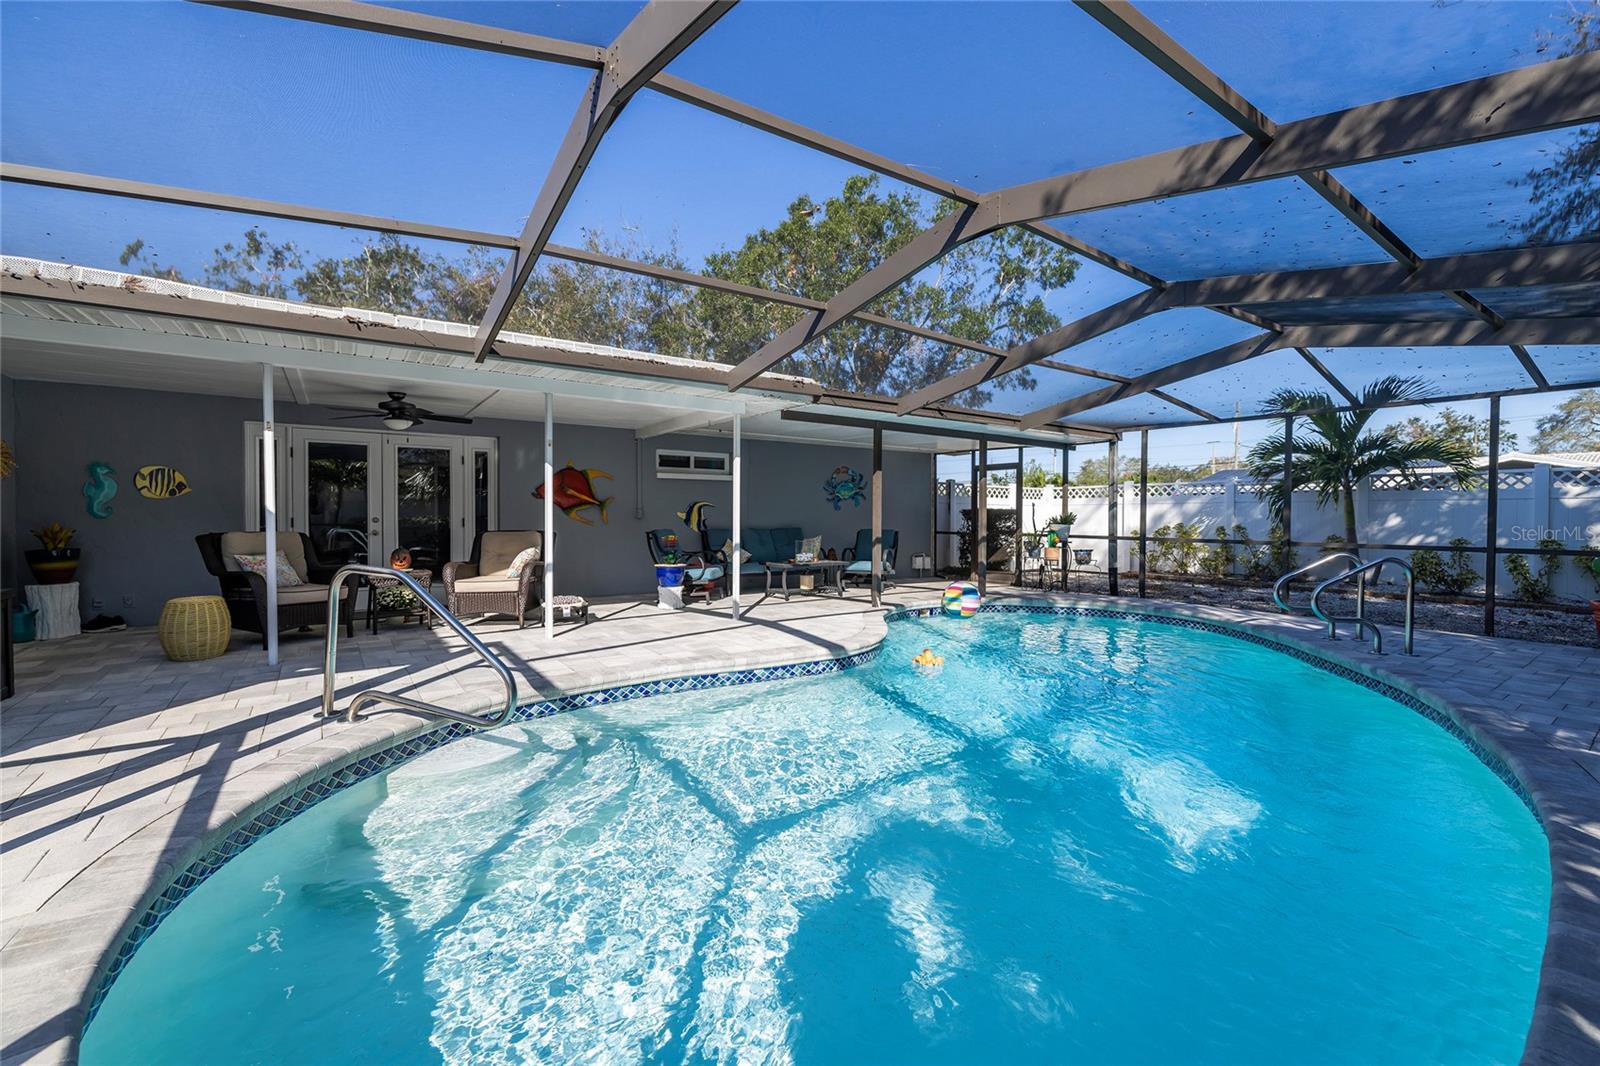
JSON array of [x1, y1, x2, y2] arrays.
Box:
[[706, 526, 805, 578]]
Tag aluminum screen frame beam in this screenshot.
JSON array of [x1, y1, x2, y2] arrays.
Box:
[[201, 0, 606, 66], [996, 51, 1600, 226], [1088, 376, 1600, 433], [725, 51, 1600, 390], [468, 0, 735, 362], [1293, 347, 1359, 407], [1016, 318, 1600, 428], [892, 240, 1599, 413], [0, 163, 1039, 366], [203, 0, 1167, 290], [1509, 345, 1551, 389]]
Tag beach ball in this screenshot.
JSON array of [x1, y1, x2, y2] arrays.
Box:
[[943, 581, 980, 618]]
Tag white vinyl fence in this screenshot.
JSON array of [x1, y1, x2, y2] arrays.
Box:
[[936, 466, 1600, 600]]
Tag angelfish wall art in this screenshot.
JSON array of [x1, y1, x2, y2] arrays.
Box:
[[534, 463, 615, 525], [83, 461, 118, 518]]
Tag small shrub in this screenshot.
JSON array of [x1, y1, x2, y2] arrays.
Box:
[[1170, 520, 1203, 574], [1504, 537, 1564, 603], [1577, 548, 1600, 596], [1409, 538, 1481, 596], [1150, 525, 1174, 572], [1201, 523, 1236, 577]]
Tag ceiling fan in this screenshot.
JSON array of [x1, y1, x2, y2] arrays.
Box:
[[328, 392, 474, 431]]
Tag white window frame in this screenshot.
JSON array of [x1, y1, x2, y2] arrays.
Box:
[[655, 448, 731, 481]]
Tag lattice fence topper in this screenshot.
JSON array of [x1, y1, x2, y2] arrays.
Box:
[[1554, 469, 1600, 491], [939, 467, 1596, 501]]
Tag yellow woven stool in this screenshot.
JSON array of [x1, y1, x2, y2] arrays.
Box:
[[159, 595, 231, 662]]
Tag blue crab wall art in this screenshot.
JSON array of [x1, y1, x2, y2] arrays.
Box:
[[822, 465, 867, 510]]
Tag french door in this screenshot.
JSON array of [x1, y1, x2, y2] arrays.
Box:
[[246, 423, 497, 575]]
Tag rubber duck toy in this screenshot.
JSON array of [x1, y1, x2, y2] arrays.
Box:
[[911, 647, 945, 675]]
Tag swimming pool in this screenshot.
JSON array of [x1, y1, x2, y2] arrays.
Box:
[[82, 609, 1549, 1064]]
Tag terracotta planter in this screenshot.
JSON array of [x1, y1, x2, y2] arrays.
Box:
[[24, 547, 80, 585]]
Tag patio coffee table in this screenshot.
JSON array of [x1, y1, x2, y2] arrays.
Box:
[[763, 560, 847, 600]]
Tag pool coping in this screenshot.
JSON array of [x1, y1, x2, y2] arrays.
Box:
[[8, 594, 1597, 1066]]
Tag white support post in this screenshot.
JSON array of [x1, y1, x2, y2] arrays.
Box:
[[261, 364, 279, 666], [731, 413, 742, 619], [543, 393, 555, 635]]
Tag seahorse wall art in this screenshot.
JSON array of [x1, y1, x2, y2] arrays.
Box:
[[84, 461, 118, 519]]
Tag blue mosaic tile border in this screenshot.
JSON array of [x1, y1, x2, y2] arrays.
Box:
[[889, 600, 1538, 816], [86, 602, 1540, 1035], [83, 646, 879, 1029]]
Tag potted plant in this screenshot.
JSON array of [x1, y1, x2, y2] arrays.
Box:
[[26, 523, 81, 584], [654, 532, 686, 588]]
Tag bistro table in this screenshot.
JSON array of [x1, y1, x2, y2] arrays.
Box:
[[366, 569, 435, 633], [763, 559, 847, 600]]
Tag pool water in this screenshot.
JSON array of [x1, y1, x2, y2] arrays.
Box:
[[83, 612, 1549, 1065]]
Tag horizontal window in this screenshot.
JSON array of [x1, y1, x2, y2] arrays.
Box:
[[656, 449, 730, 481]]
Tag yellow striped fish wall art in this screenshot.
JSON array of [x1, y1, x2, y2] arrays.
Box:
[[134, 465, 192, 499]]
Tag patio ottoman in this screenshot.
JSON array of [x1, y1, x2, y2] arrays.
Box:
[[159, 595, 231, 661], [551, 595, 589, 626]]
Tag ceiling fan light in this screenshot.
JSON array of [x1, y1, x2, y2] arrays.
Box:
[[383, 416, 415, 431]]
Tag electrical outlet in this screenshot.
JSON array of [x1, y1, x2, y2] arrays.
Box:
[[122, 595, 135, 607], [91, 598, 104, 610]]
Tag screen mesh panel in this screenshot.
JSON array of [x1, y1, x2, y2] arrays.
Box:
[[665, 0, 1238, 192], [0, 1, 592, 233], [1055, 179, 1385, 280]]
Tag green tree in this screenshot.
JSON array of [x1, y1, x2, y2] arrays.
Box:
[[118, 238, 184, 282], [1519, 3, 1599, 244], [1531, 389, 1600, 452], [1246, 377, 1479, 547], [694, 175, 1079, 398], [1021, 459, 1063, 487], [1397, 408, 1517, 454], [115, 176, 1079, 397], [1070, 456, 1208, 484]]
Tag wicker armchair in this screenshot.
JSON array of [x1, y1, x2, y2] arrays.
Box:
[[443, 530, 545, 627], [195, 532, 354, 649]]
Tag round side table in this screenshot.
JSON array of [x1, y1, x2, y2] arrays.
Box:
[[159, 595, 231, 662]]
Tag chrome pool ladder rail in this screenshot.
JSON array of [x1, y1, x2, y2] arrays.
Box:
[[1310, 556, 1415, 656], [320, 564, 518, 727], [1271, 552, 1364, 615]]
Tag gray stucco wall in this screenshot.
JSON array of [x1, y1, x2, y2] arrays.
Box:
[[1, 376, 17, 589], [2, 378, 932, 625]]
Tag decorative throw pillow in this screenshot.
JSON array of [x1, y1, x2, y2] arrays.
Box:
[[505, 546, 541, 578], [720, 539, 752, 564], [233, 551, 303, 587]]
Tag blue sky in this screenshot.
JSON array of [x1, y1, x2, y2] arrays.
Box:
[[1, 0, 1587, 444]]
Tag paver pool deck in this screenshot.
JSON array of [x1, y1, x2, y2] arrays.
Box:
[[2, 583, 1596, 1065]]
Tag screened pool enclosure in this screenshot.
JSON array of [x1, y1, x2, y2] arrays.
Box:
[[1, 0, 1596, 633]]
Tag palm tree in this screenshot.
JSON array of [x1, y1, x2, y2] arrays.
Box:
[[1246, 376, 1478, 548]]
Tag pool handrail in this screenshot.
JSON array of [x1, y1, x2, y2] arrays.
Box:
[[321, 563, 518, 727], [1271, 552, 1363, 615], [1310, 556, 1415, 655]]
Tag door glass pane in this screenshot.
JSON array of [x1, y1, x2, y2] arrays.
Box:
[[396, 446, 452, 574], [473, 451, 491, 542], [307, 442, 370, 566]]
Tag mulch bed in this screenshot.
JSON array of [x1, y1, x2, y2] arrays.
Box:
[[987, 569, 1600, 649]]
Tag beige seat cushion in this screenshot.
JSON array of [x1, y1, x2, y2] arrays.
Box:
[[478, 531, 540, 578], [272, 583, 348, 606], [220, 531, 310, 582], [454, 575, 521, 594]]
